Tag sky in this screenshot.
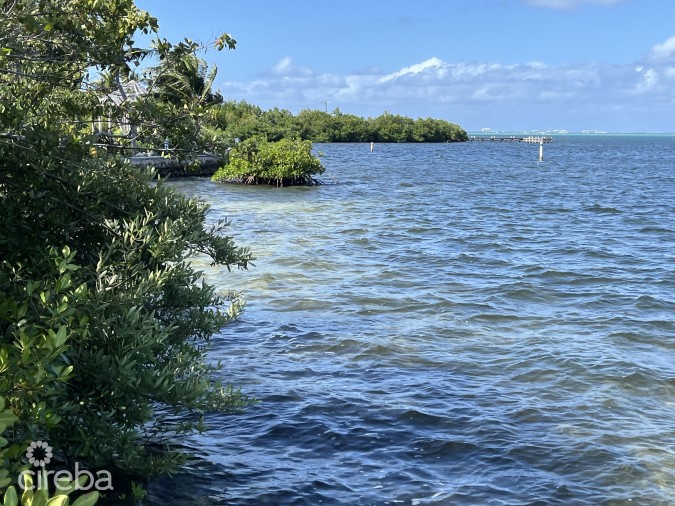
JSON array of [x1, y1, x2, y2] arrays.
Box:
[[133, 0, 675, 133]]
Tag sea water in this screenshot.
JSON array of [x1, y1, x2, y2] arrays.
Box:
[[149, 135, 675, 505]]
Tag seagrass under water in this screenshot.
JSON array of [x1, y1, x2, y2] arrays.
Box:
[[150, 136, 675, 505]]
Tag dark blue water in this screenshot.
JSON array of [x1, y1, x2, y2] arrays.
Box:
[[150, 135, 675, 505]]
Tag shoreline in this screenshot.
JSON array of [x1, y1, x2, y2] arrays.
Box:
[[128, 154, 220, 178]]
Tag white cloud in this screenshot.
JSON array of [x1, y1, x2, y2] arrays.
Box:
[[647, 35, 675, 63], [225, 58, 606, 106], [633, 66, 658, 94], [378, 57, 448, 83], [524, 0, 622, 9], [267, 57, 313, 77], [219, 53, 675, 131]]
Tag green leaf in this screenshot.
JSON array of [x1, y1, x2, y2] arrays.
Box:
[[71, 492, 99, 506], [21, 488, 34, 506], [31, 490, 48, 506], [74, 475, 89, 489], [58, 366, 73, 380], [21, 473, 34, 491], [54, 476, 72, 495], [46, 496, 69, 506], [4, 487, 18, 506], [51, 326, 68, 349]]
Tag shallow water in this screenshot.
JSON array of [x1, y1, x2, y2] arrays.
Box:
[[149, 136, 675, 505]]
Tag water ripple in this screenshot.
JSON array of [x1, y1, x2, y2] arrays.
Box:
[[150, 137, 675, 505]]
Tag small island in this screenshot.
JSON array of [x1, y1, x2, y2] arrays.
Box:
[[212, 102, 467, 144], [212, 137, 325, 187], [209, 102, 467, 186]]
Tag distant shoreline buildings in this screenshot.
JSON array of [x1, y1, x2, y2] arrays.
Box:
[[472, 129, 610, 135]]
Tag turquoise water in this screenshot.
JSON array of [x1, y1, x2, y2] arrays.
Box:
[[151, 136, 675, 505]]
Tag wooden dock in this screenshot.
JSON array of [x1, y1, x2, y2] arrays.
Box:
[[127, 153, 222, 178], [469, 136, 553, 143]]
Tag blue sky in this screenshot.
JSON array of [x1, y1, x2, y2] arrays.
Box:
[[134, 0, 675, 132]]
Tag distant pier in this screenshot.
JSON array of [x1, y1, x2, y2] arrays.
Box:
[[469, 136, 553, 143]]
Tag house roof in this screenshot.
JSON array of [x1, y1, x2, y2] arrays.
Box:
[[100, 80, 148, 106]]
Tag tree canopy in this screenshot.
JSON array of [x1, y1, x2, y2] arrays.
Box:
[[211, 102, 468, 144], [213, 136, 325, 186], [0, 0, 251, 496]]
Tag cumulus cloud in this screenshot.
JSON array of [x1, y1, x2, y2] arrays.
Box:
[[524, 0, 623, 9], [633, 66, 658, 94], [224, 57, 610, 106], [647, 35, 675, 63], [377, 57, 449, 83], [219, 52, 675, 131], [267, 56, 313, 77]]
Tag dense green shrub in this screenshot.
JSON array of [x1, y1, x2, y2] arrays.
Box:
[[213, 137, 325, 186], [0, 397, 19, 491], [210, 101, 468, 143], [1, 156, 254, 478], [1, 398, 99, 506], [0, 0, 252, 485]]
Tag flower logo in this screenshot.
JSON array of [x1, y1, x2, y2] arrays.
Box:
[[26, 440, 53, 467]]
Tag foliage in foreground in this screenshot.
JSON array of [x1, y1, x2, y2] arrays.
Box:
[[213, 137, 325, 186], [1, 399, 99, 506], [0, 0, 252, 488]]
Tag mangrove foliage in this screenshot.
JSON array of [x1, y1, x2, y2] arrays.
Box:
[[211, 103, 468, 144], [0, 0, 251, 499], [213, 137, 324, 186]]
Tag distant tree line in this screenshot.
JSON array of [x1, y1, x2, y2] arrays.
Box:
[[209, 101, 468, 144]]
